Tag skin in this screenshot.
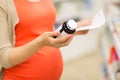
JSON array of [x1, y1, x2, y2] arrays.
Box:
[[5, 0, 91, 68]]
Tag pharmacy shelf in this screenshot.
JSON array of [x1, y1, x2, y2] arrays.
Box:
[[101, 34, 116, 80], [101, 1, 120, 80], [111, 33, 120, 59], [107, 64, 116, 80], [107, 19, 120, 59], [102, 14, 120, 80]]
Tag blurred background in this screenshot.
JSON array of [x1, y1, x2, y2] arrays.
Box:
[[53, 0, 120, 80]]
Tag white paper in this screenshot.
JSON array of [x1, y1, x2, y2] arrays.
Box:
[[76, 9, 106, 31]]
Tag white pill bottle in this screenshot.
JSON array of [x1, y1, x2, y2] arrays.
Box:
[[55, 19, 77, 38]]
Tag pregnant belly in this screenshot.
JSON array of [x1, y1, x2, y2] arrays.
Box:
[[3, 47, 63, 80]]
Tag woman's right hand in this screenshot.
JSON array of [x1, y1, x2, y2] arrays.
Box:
[[38, 32, 74, 48], [5, 32, 73, 68]]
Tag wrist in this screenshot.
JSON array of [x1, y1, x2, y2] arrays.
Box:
[[33, 36, 44, 49]]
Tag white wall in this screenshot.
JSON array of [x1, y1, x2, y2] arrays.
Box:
[[60, 28, 102, 62]]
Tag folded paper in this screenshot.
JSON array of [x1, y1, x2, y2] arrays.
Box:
[[76, 9, 106, 31]]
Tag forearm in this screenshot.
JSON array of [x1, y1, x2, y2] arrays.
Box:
[[9, 37, 43, 67], [2, 32, 72, 68]]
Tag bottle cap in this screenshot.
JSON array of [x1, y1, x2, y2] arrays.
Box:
[[67, 19, 77, 30]]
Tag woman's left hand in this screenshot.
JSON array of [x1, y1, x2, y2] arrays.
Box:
[[74, 19, 91, 35]]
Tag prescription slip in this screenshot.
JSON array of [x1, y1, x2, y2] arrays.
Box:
[[76, 9, 106, 31]]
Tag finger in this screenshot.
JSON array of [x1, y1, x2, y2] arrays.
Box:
[[47, 32, 60, 37], [75, 30, 89, 35], [57, 37, 73, 47], [63, 37, 73, 45], [55, 34, 74, 44], [77, 19, 91, 26]]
